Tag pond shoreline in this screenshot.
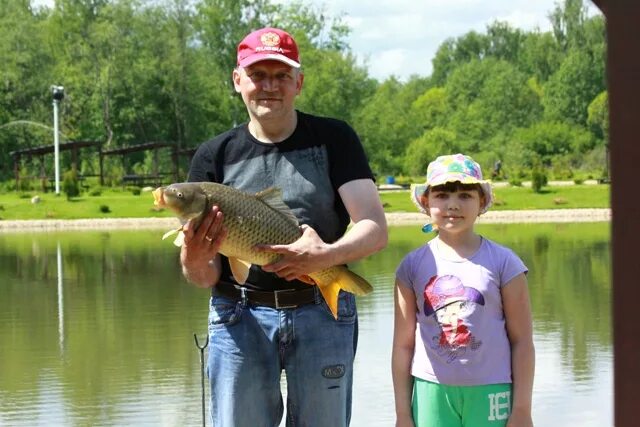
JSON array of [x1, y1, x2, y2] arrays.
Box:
[[0, 208, 611, 232]]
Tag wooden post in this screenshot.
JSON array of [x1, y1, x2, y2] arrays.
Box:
[[13, 154, 20, 190], [598, 1, 640, 425], [99, 146, 104, 186]]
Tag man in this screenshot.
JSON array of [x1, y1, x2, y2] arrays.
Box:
[[180, 27, 388, 426]]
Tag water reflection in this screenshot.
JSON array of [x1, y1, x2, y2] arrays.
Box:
[[0, 223, 611, 426], [57, 242, 64, 356]]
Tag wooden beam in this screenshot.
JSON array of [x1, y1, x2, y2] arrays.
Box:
[[601, 1, 640, 426]]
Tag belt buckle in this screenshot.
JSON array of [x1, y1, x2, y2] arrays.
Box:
[[274, 290, 297, 309]]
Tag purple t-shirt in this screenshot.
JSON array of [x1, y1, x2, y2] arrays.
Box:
[[396, 237, 528, 386]]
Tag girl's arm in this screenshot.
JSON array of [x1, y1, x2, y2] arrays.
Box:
[[392, 278, 418, 427], [502, 272, 535, 427]]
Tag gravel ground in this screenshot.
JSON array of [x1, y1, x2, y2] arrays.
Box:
[[0, 209, 611, 233]]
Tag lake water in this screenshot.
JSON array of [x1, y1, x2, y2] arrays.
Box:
[[0, 223, 612, 426]]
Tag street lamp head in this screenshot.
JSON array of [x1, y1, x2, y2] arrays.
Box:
[[51, 85, 65, 101]]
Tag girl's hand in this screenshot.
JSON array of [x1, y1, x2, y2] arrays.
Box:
[[395, 413, 415, 427], [506, 408, 533, 427]]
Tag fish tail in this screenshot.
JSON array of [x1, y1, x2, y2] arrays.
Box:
[[313, 266, 373, 319]]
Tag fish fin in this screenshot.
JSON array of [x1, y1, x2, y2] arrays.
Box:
[[172, 231, 185, 247], [311, 266, 374, 319], [162, 227, 185, 247], [255, 187, 298, 225], [317, 282, 342, 319], [162, 228, 178, 240], [229, 257, 252, 285], [332, 266, 374, 296]]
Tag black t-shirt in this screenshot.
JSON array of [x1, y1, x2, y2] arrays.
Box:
[[188, 110, 374, 291]]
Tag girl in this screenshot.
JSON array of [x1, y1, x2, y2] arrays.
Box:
[[392, 154, 534, 427]]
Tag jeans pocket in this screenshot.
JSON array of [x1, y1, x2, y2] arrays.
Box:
[[324, 291, 357, 323], [208, 295, 241, 329]]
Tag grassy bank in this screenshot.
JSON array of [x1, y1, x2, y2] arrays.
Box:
[[380, 184, 610, 213], [0, 184, 610, 220]]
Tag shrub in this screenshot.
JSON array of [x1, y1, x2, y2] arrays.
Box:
[[99, 205, 111, 213], [126, 186, 141, 196], [531, 164, 548, 193], [63, 170, 80, 200], [508, 178, 522, 187], [88, 187, 103, 197]]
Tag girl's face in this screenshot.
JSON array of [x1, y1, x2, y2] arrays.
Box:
[[421, 187, 484, 234]]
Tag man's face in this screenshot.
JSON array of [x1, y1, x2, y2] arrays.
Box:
[[232, 60, 303, 122]]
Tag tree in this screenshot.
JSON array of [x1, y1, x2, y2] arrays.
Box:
[[508, 121, 593, 167], [0, 0, 54, 180], [587, 91, 609, 179], [549, 0, 590, 52], [353, 78, 424, 175], [518, 31, 563, 82], [542, 50, 605, 126], [587, 91, 608, 142], [410, 87, 450, 133], [485, 21, 526, 63], [445, 59, 542, 152], [296, 48, 375, 124], [403, 128, 458, 176]]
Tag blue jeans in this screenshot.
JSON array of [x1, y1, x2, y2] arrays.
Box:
[[207, 289, 358, 427]]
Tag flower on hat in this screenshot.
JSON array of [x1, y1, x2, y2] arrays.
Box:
[[237, 27, 300, 68], [410, 153, 493, 215]]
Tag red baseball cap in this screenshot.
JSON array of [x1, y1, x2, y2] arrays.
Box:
[[237, 27, 300, 68]]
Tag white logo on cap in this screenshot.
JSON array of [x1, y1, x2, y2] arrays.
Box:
[[260, 32, 280, 47]]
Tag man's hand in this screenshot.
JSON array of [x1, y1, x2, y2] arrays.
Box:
[[257, 224, 332, 282], [180, 206, 227, 287]]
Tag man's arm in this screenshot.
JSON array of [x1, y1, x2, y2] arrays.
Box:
[[331, 178, 388, 263], [260, 178, 388, 280]]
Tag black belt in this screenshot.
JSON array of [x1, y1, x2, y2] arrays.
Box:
[[214, 281, 319, 309]]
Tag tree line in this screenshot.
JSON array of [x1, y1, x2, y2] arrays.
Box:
[[0, 0, 607, 187]]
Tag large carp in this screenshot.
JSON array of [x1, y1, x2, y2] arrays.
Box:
[[152, 182, 373, 318]]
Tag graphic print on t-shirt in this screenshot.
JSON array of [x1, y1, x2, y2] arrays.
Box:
[[423, 275, 485, 363]]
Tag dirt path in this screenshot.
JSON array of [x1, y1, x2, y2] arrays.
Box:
[[0, 208, 611, 233]]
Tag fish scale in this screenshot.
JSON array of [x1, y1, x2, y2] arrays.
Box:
[[153, 182, 374, 319]]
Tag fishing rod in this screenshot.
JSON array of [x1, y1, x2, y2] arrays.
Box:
[[194, 333, 209, 427]]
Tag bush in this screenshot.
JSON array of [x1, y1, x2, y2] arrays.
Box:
[[99, 205, 111, 213], [63, 170, 80, 200], [128, 186, 141, 196], [88, 186, 103, 197], [531, 164, 548, 193], [551, 156, 574, 180], [508, 178, 522, 187]]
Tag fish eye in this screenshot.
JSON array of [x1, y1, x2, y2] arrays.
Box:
[[177, 192, 183, 198]]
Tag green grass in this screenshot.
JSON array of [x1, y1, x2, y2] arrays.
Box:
[[379, 184, 610, 213], [0, 188, 173, 220], [0, 184, 610, 220]]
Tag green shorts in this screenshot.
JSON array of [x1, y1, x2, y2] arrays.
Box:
[[412, 377, 513, 427]]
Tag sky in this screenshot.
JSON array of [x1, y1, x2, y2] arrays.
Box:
[[273, 0, 601, 81], [33, 0, 601, 81]]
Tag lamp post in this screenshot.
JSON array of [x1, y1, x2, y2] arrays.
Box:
[[51, 85, 64, 195]]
